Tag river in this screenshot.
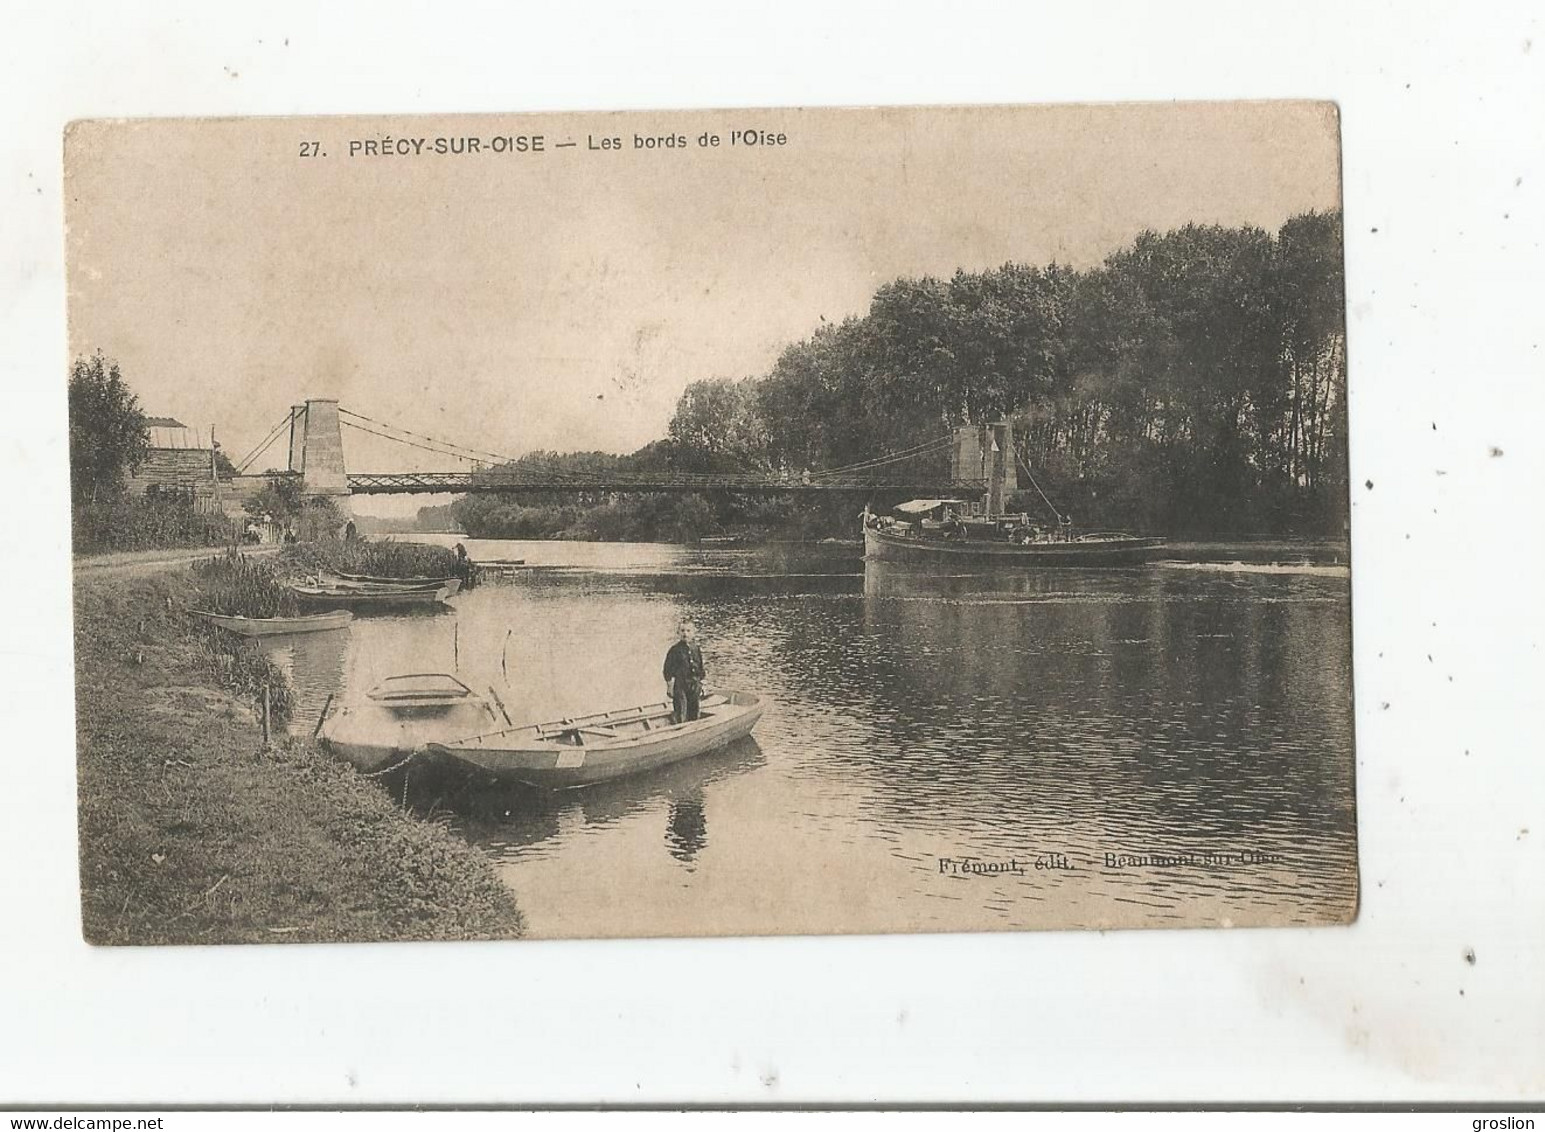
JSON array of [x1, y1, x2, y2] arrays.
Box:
[[265, 537, 1358, 938]]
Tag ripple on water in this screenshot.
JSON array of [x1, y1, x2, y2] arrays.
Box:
[[280, 539, 1355, 936]]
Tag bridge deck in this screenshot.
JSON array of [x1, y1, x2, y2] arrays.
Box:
[[346, 472, 986, 496]]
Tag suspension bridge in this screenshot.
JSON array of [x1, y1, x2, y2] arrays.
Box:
[[230, 400, 1010, 505]]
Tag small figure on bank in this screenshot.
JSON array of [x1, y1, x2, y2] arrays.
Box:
[[663, 619, 707, 725], [1060, 514, 1073, 542], [453, 542, 471, 583], [343, 520, 358, 541]]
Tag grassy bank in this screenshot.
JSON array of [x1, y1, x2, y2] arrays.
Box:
[[74, 568, 524, 945]]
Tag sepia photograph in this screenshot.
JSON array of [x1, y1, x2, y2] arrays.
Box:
[[65, 101, 1355, 944]]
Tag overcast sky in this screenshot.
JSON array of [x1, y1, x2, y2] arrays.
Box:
[[66, 102, 1339, 513]]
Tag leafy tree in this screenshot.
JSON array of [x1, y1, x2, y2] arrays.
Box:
[[667, 378, 767, 472], [68, 353, 148, 505], [243, 472, 304, 521], [450, 210, 1348, 540]]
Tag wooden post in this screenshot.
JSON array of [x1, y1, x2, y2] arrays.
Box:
[[312, 692, 334, 739], [262, 683, 271, 746]]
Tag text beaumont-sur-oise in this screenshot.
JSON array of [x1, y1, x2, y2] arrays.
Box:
[[1102, 850, 1285, 870]]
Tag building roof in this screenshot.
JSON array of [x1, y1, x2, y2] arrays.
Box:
[[144, 416, 186, 429]]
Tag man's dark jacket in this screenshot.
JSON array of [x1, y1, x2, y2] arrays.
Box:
[[663, 640, 705, 687]]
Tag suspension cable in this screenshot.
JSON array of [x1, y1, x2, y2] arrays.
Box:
[[234, 411, 296, 473], [338, 407, 516, 466], [335, 403, 964, 488], [340, 418, 494, 466], [341, 417, 615, 486], [808, 433, 953, 478], [339, 406, 615, 483], [238, 426, 289, 475]]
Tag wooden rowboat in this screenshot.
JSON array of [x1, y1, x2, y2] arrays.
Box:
[[320, 573, 461, 596], [288, 582, 454, 610], [319, 673, 507, 774], [331, 571, 462, 591], [191, 609, 353, 637], [431, 689, 766, 789]]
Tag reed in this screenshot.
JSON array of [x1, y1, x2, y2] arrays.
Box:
[[192, 548, 298, 618], [185, 623, 296, 726], [282, 536, 458, 579]]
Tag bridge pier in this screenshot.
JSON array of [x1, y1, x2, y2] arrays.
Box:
[[951, 421, 1017, 516], [288, 399, 352, 500]]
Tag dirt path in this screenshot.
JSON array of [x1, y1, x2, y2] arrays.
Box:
[[73, 544, 280, 579]]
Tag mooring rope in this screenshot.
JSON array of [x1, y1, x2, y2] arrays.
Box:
[[1016, 448, 1062, 519]]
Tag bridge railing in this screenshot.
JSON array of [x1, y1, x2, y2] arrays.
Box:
[[345, 471, 988, 496]]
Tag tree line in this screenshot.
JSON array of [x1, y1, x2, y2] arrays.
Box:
[[456, 210, 1348, 540]]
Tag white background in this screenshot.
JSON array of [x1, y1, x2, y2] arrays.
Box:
[[2, 0, 1541, 1107]]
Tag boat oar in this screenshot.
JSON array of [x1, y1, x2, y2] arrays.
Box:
[[487, 686, 513, 727]]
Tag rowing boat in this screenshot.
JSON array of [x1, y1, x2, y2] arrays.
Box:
[[191, 609, 353, 637], [320, 573, 461, 596], [319, 673, 506, 774], [288, 582, 454, 610], [431, 689, 766, 789], [330, 571, 462, 591]]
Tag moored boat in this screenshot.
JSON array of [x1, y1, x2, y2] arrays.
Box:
[[864, 496, 1164, 566], [863, 524, 1165, 566], [288, 581, 455, 610], [191, 608, 354, 637], [319, 673, 507, 774], [329, 571, 462, 592], [430, 689, 766, 789]]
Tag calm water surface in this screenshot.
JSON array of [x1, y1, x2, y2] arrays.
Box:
[[267, 537, 1357, 937]]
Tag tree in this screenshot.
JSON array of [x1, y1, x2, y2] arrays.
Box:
[[68, 353, 148, 505], [667, 379, 768, 472], [243, 472, 304, 521]]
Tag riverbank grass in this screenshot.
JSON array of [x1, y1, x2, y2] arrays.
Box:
[[74, 569, 525, 945]]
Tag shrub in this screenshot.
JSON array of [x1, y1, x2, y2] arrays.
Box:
[[73, 495, 240, 554]]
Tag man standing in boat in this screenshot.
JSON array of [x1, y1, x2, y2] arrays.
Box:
[[663, 620, 707, 724]]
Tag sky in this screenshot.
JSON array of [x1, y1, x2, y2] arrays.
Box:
[[65, 102, 1340, 514]]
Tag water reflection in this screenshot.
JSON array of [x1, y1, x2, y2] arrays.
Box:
[[666, 794, 708, 866], [283, 537, 1356, 937], [420, 735, 764, 858], [261, 624, 349, 735]]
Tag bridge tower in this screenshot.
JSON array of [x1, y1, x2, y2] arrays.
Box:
[[287, 399, 352, 498], [951, 421, 1018, 517]]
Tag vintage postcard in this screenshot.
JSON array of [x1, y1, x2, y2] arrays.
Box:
[[65, 102, 1355, 944]]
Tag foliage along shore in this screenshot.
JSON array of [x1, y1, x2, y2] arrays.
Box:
[[74, 563, 524, 945], [452, 211, 1348, 543]]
